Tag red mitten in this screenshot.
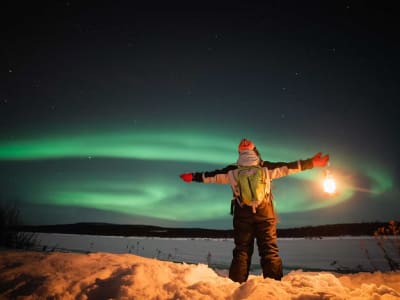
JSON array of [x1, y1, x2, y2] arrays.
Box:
[[312, 152, 330, 167], [180, 173, 193, 182]]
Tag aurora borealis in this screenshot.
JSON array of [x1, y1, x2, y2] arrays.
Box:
[[1, 2, 398, 228], [0, 125, 396, 228]]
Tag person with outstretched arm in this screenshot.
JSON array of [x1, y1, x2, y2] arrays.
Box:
[[180, 138, 329, 283]]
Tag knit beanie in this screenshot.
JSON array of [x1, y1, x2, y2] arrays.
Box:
[[238, 138, 255, 151]]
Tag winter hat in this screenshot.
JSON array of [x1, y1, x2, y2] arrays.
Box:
[[238, 138, 255, 151], [237, 139, 260, 166]]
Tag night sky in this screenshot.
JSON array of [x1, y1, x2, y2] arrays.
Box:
[[1, 1, 399, 229]]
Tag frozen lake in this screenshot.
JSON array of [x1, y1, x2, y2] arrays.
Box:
[[33, 233, 396, 274]]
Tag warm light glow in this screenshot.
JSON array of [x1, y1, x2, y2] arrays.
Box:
[[323, 177, 336, 194], [323, 168, 337, 195]]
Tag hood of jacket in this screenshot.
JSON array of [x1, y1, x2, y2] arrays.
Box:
[[237, 150, 260, 166]]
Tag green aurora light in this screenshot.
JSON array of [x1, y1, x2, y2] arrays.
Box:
[[0, 128, 393, 223]]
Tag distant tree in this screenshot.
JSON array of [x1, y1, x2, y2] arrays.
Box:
[[0, 200, 37, 249], [0, 201, 19, 246], [373, 220, 400, 271]]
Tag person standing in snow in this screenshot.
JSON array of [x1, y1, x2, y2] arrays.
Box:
[[180, 138, 329, 283]]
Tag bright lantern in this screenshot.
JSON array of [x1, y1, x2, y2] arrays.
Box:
[[323, 169, 336, 194], [323, 177, 336, 194]]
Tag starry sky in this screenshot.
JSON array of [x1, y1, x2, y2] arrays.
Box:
[[1, 1, 399, 229]]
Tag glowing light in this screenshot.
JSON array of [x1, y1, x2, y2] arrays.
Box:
[[323, 177, 336, 194], [323, 170, 336, 195]]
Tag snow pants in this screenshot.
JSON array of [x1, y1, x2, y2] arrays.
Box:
[[229, 200, 282, 283]]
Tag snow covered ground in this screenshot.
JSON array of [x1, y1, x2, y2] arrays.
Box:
[[33, 233, 397, 273], [1, 233, 399, 299], [0, 250, 399, 299]]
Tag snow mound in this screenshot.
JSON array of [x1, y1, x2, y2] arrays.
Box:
[[0, 250, 399, 299]]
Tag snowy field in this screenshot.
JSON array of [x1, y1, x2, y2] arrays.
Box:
[[1, 250, 399, 299], [33, 233, 397, 273], [1, 233, 399, 299]]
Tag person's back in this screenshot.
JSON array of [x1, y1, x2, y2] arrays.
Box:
[[229, 147, 268, 213], [180, 138, 329, 282]]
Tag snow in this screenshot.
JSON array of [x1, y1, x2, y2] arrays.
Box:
[[33, 233, 397, 273], [1, 250, 399, 299]]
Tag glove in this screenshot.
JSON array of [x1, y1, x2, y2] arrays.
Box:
[[180, 173, 193, 182], [312, 152, 329, 167]]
